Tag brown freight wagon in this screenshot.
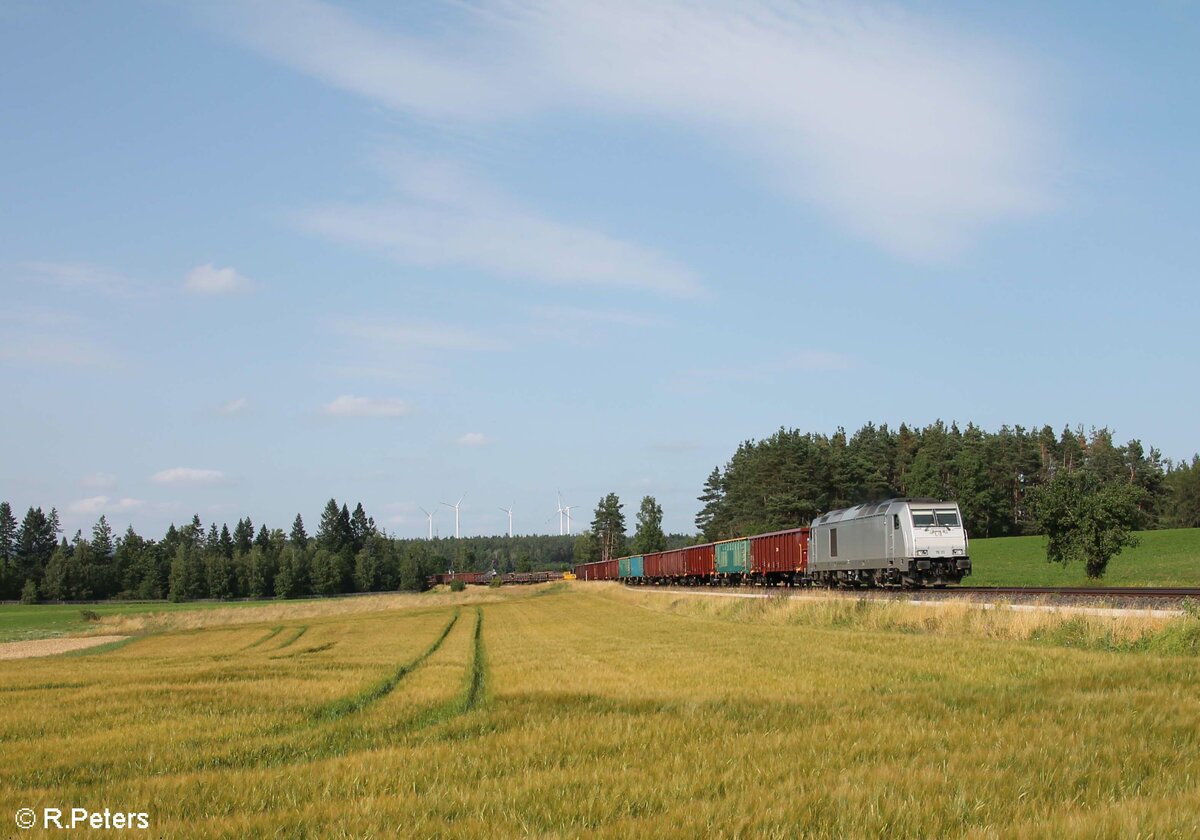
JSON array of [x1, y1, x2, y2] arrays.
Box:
[[749, 528, 809, 580], [682, 543, 716, 578], [644, 548, 684, 579], [574, 559, 619, 581]]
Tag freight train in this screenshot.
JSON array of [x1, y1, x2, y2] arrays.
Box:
[[574, 498, 971, 588]]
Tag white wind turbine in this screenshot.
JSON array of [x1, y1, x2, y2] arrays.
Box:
[[555, 491, 566, 536], [559, 493, 579, 535], [499, 504, 514, 538], [441, 492, 467, 539], [418, 507, 434, 540]]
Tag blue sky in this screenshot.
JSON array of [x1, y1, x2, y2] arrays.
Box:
[[2, 1, 1197, 539]]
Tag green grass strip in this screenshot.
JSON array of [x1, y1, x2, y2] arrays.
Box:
[[317, 610, 460, 721], [61, 637, 137, 658], [241, 626, 284, 651], [273, 626, 308, 650]]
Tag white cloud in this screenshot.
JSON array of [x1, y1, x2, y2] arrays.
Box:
[[457, 432, 489, 447], [322, 395, 411, 417], [184, 263, 250, 294], [151, 467, 225, 485], [205, 0, 1054, 261], [300, 158, 701, 296], [80, 472, 118, 490], [219, 397, 249, 415], [68, 496, 145, 515]]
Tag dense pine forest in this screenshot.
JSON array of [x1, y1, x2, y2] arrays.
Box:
[[2, 421, 1198, 602], [695, 422, 1200, 541]]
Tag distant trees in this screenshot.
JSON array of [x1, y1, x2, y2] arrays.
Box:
[[1029, 470, 1144, 579], [631, 496, 666, 555], [1161, 457, 1200, 529], [696, 422, 1176, 542]]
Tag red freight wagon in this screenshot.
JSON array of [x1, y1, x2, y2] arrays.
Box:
[[575, 559, 620, 581], [645, 548, 685, 578], [749, 528, 809, 576], [682, 543, 715, 577]]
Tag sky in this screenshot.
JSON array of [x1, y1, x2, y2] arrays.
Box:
[[2, 0, 1198, 540]]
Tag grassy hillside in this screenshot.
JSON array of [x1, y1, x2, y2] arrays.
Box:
[[2, 584, 1200, 836], [0, 598, 287, 643], [968, 527, 1200, 587]]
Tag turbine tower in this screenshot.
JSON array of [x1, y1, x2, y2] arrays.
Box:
[[499, 505, 514, 538], [418, 507, 434, 540], [440, 492, 467, 539], [563, 503, 578, 535], [555, 491, 566, 536]]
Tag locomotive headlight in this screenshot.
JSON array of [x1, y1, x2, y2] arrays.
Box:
[[953, 548, 964, 555], [916, 549, 929, 556]]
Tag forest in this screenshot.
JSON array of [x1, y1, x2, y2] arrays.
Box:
[[2, 421, 1197, 602], [695, 422, 1200, 541]]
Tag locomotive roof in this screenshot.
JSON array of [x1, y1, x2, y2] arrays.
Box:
[[811, 497, 949, 525]]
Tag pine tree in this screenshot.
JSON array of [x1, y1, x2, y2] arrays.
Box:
[[232, 517, 254, 556], [695, 468, 725, 540], [590, 494, 627, 563], [350, 502, 376, 553], [316, 499, 345, 553], [290, 514, 309, 549], [631, 496, 666, 554], [219, 524, 234, 560]]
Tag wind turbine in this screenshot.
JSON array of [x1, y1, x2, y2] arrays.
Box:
[[555, 491, 566, 536], [563, 503, 578, 535], [441, 492, 466, 539], [499, 504, 514, 538], [418, 507, 434, 540]]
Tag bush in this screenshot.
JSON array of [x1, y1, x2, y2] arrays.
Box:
[[450, 579, 466, 592], [19, 580, 39, 604], [80, 609, 101, 622], [488, 577, 503, 588]]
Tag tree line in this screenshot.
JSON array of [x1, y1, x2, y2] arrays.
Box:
[[0, 498, 579, 604], [694, 422, 1199, 542]]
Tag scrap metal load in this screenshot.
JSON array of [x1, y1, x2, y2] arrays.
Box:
[[428, 570, 566, 587], [574, 498, 971, 588]]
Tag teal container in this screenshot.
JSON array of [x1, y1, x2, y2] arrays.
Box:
[[619, 556, 630, 577], [715, 539, 750, 574], [629, 556, 644, 578]]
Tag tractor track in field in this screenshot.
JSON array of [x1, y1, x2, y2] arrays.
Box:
[[317, 609, 460, 721]]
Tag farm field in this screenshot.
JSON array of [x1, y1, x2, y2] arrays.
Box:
[[0, 598, 287, 643], [968, 527, 1200, 587], [3, 584, 1200, 837]]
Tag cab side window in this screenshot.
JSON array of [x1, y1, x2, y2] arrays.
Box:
[[830, 528, 838, 557], [893, 514, 900, 530]]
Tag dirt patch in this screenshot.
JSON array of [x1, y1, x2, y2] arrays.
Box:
[[0, 635, 129, 661]]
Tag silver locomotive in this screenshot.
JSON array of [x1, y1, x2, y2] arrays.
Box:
[[808, 498, 970, 587]]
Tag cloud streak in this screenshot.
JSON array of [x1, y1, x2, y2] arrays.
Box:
[[299, 158, 702, 296], [322, 395, 411, 418], [204, 0, 1054, 260], [185, 263, 250, 294], [151, 467, 225, 485]]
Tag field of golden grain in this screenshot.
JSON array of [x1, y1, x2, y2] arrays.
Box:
[[3, 583, 1200, 837]]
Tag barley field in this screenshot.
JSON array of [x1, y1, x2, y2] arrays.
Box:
[[3, 583, 1200, 837]]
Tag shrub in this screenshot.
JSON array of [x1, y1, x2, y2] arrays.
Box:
[[20, 580, 39, 604], [450, 579, 466, 592], [80, 609, 101, 622]]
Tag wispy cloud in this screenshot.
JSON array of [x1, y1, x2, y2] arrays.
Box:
[[151, 467, 225, 485], [457, 432, 489, 447], [17, 261, 140, 296], [322, 395, 411, 418], [529, 305, 667, 329], [184, 263, 250, 294], [299, 156, 702, 296], [333, 317, 502, 352], [79, 472, 118, 490], [68, 496, 145, 516], [218, 397, 249, 415], [203, 0, 1054, 261]]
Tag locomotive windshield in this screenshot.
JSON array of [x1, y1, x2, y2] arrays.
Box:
[[911, 511, 935, 527], [935, 510, 960, 527]]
